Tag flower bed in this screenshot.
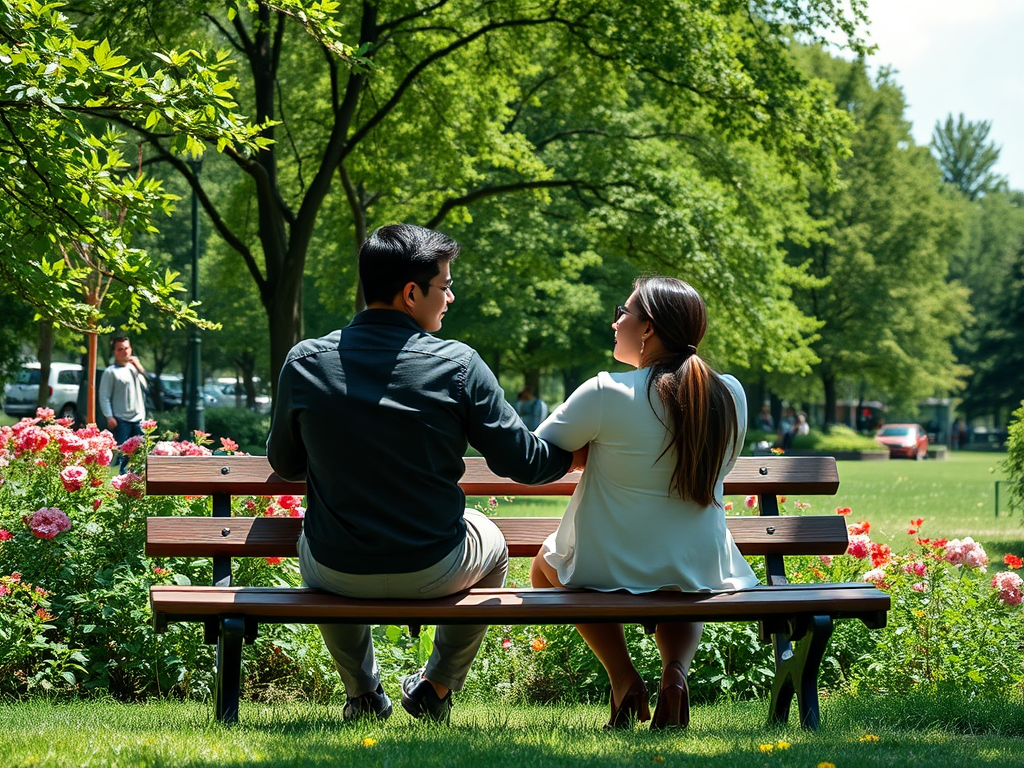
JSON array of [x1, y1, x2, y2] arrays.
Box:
[[1, 409, 1021, 704]]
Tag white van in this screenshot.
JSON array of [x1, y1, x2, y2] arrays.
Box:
[[3, 362, 83, 419]]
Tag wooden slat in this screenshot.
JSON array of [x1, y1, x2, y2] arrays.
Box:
[[145, 455, 839, 498], [147, 515, 850, 559], [151, 583, 889, 627]]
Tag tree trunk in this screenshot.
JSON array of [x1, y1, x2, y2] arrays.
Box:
[[524, 369, 541, 400], [266, 269, 303, 403], [822, 372, 837, 428], [561, 366, 583, 399], [36, 320, 54, 410]]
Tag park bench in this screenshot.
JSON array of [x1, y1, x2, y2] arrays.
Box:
[[145, 454, 889, 727]]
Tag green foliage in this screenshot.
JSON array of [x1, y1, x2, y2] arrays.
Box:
[[0, 0, 268, 332], [931, 113, 1007, 201], [1005, 402, 1024, 516], [949, 191, 1024, 425], [791, 426, 887, 453], [775, 49, 971, 417]]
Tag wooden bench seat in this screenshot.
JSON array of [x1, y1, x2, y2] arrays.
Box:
[[144, 454, 888, 728]]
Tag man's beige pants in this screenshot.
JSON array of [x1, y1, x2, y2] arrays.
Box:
[[297, 509, 508, 695]]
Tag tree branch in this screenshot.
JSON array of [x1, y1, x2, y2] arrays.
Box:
[[377, 0, 452, 33], [424, 178, 634, 228]]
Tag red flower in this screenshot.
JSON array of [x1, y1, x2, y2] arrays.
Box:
[[265, 557, 283, 566], [836, 507, 852, 516], [0, 529, 12, 541], [870, 542, 892, 568], [847, 521, 870, 536], [220, 437, 239, 453], [530, 637, 547, 652], [910, 518, 925, 527], [1004, 554, 1024, 570]]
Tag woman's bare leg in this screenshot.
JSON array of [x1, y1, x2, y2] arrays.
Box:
[[530, 555, 643, 706], [654, 622, 703, 686]]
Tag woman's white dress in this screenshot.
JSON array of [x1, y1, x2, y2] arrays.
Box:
[[537, 369, 759, 594]]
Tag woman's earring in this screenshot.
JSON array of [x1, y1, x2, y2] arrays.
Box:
[[639, 336, 646, 367]]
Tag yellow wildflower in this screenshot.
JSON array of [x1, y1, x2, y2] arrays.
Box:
[[362, 738, 377, 747], [652, 757, 665, 763], [775, 741, 791, 750], [759, 744, 774, 753], [816, 763, 836, 768], [859, 734, 879, 742]]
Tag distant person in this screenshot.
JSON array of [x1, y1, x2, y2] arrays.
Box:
[[756, 405, 774, 432], [99, 335, 147, 473], [515, 387, 548, 431], [954, 418, 968, 449], [775, 407, 795, 449], [781, 412, 809, 450]]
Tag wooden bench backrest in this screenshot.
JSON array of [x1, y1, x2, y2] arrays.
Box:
[[146, 514, 849, 559], [145, 455, 839, 497]]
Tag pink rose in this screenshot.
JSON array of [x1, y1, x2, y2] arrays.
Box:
[[35, 407, 55, 422], [57, 432, 86, 454], [902, 561, 927, 577], [862, 567, 886, 584], [744, 495, 758, 509], [141, 419, 158, 430], [0, 529, 12, 542], [120, 435, 146, 456], [911, 582, 926, 593], [220, 437, 239, 453], [24, 507, 72, 540], [111, 472, 145, 499], [991, 571, 1023, 606], [278, 495, 303, 510], [60, 465, 88, 492]]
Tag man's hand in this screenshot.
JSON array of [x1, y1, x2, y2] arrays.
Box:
[[106, 417, 117, 430], [569, 444, 589, 473], [128, 356, 144, 373]]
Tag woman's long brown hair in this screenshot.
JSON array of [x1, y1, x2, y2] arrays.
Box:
[[633, 276, 738, 508]]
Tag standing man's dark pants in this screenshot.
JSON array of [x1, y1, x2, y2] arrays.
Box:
[[112, 418, 143, 473]]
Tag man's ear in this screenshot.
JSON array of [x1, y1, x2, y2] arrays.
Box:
[[401, 281, 419, 310]]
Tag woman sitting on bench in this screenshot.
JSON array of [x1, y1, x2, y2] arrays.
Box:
[[530, 275, 757, 730]]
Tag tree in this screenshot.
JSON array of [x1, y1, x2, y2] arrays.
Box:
[[931, 113, 1006, 201], [80, 0, 871, 395], [0, 0, 270, 333], [950, 191, 1024, 425], [780, 49, 970, 423]]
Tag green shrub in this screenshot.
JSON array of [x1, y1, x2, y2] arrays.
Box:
[[791, 425, 887, 453], [1005, 401, 1024, 516]]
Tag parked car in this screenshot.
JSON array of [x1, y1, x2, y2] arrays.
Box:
[[874, 423, 929, 460], [205, 378, 271, 413], [3, 362, 83, 419]]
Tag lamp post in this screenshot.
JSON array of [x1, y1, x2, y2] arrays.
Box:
[[185, 155, 205, 434]]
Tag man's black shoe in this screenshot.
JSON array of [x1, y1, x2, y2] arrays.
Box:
[[400, 670, 453, 722], [343, 682, 393, 721]]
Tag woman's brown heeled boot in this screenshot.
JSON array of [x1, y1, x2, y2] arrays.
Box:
[[604, 678, 651, 729], [651, 661, 689, 730]]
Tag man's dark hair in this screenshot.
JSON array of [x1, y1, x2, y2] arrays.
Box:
[[109, 334, 130, 351], [359, 224, 460, 305]]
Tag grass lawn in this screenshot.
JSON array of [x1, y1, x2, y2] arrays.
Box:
[[475, 451, 1023, 564], [1, 694, 1021, 768]]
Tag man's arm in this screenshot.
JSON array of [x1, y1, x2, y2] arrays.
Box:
[[266, 360, 308, 481], [98, 369, 116, 428], [462, 353, 572, 485]]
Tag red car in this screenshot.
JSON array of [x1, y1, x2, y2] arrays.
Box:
[[874, 423, 929, 460]]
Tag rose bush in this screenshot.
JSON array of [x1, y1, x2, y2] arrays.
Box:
[[0, 409, 332, 700]]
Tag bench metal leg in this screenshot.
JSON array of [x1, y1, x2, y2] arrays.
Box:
[[214, 616, 245, 724], [768, 615, 833, 730]]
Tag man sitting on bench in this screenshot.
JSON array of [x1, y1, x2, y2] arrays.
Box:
[[267, 224, 583, 723]]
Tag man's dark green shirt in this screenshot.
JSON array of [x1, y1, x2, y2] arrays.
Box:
[[267, 309, 572, 574]]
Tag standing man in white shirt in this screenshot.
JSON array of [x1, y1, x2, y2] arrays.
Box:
[[99, 335, 148, 473]]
